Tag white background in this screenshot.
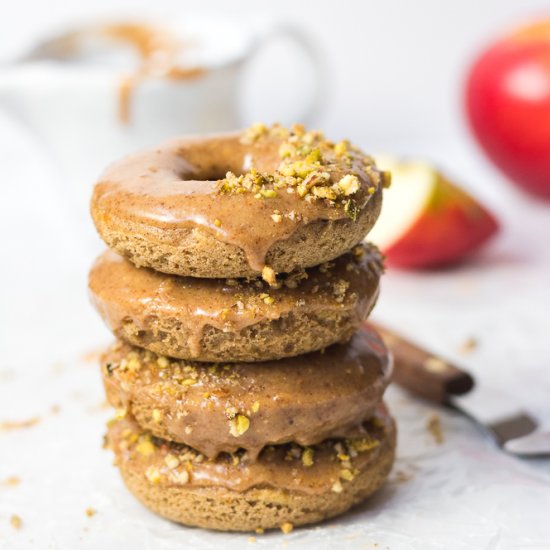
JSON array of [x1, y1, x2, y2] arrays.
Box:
[[1, 0, 550, 148], [1, 2, 550, 550]]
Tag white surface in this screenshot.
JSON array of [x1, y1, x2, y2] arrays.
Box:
[[1, 110, 550, 550], [1, 3, 550, 546]]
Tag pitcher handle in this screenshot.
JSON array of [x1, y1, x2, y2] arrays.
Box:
[[243, 22, 327, 126]]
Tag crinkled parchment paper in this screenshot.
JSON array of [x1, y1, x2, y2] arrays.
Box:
[[1, 117, 549, 549]]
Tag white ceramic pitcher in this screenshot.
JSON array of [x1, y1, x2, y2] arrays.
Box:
[[0, 15, 323, 248]]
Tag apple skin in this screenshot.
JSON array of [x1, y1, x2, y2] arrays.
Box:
[[383, 174, 499, 269], [465, 21, 550, 199]]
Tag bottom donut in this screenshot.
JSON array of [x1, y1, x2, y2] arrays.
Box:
[[106, 404, 396, 532]]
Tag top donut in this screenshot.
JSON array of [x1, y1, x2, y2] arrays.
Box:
[[91, 123, 388, 280]]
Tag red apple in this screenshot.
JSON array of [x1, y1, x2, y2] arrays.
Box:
[[368, 158, 499, 269], [466, 20, 550, 198]]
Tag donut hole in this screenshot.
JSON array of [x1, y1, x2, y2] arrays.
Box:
[[177, 140, 251, 182], [187, 164, 244, 182]]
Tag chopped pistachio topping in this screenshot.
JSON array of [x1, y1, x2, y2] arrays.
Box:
[[225, 406, 238, 419], [370, 416, 386, 429], [215, 124, 381, 218], [261, 265, 276, 286], [145, 465, 162, 484], [334, 140, 349, 157], [331, 480, 343, 493], [157, 356, 169, 368], [164, 453, 180, 469], [332, 279, 350, 303], [240, 122, 268, 144], [285, 444, 302, 461], [349, 437, 380, 452], [229, 414, 250, 437], [344, 198, 359, 221], [340, 468, 355, 481], [302, 447, 314, 467], [135, 435, 156, 457], [169, 469, 189, 484], [251, 401, 261, 413], [337, 174, 360, 196]]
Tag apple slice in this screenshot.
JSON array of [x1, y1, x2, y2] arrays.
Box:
[[368, 158, 499, 268]]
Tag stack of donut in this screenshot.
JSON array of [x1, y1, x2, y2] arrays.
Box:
[[89, 123, 396, 532]]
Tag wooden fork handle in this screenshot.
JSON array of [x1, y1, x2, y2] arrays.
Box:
[[369, 322, 475, 405]]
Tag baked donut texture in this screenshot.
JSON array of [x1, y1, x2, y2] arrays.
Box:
[[89, 243, 384, 362], [107, 404, 396, 532], [101, 326, 392, 459], [91, 124, 386, 279]]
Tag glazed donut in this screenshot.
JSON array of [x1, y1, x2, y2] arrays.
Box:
[[89, 243, 384, 362], [107, 404, 396, 532], [91, 124, 386, 280], [101, 326, 392, 459]]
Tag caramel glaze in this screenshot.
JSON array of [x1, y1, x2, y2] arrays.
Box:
[[102, 326, 392, 460], [108, 403, 395, 496], [89, 243, 384, 358], [91, 132, 380, 273]]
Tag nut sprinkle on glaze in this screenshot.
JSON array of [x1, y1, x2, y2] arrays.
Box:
[[217, 123, 388, 221]]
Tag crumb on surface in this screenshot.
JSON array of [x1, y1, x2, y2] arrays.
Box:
[[10, 514, 22, 529], [85, 507, 96, 518], [458, 337, 478, 355], [426, 412, 444, 445], [81, 347, 103, 363], [2, 475, 21, 487], [280, 522, 294, 534], [392, 470, 413, 484], [0, 417, 40, 431], [51, 362, 66, 374]]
